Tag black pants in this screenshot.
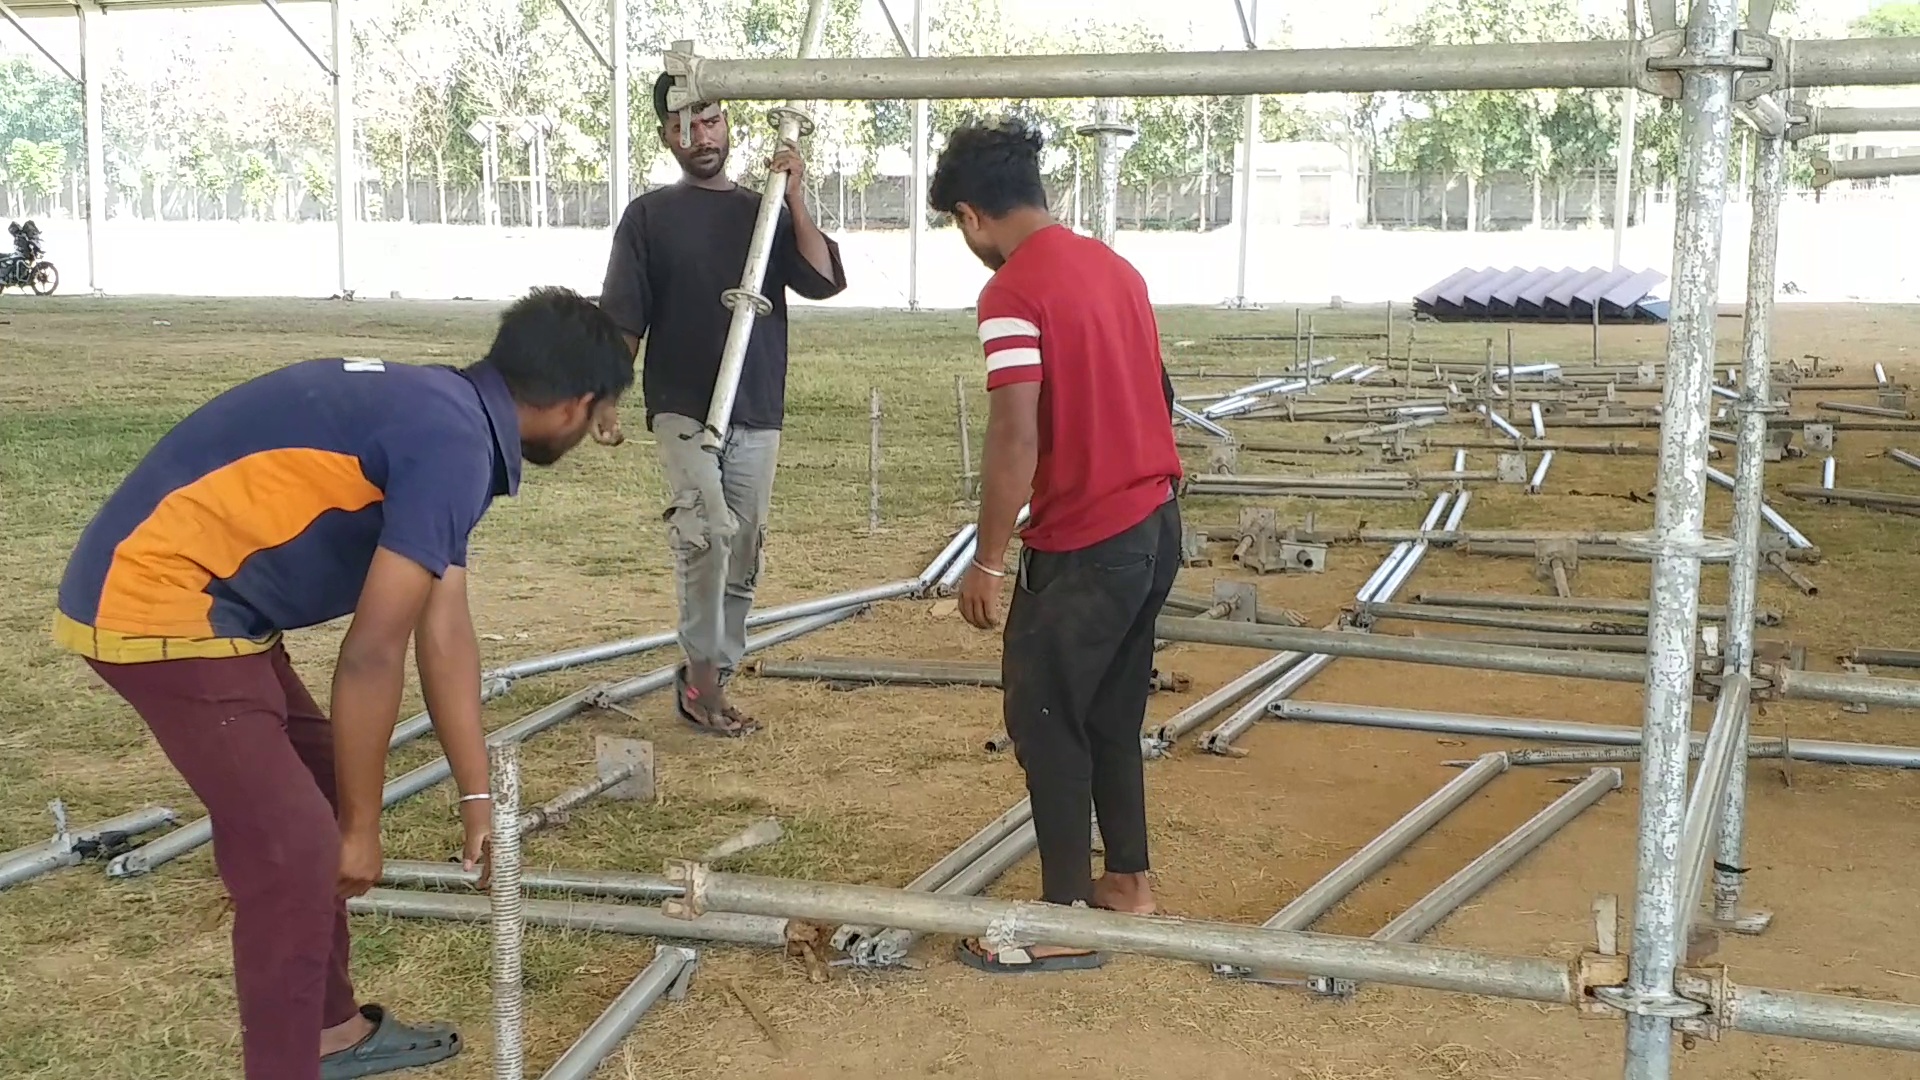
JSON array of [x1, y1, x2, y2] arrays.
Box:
[[1002, 497, 1181, 907]]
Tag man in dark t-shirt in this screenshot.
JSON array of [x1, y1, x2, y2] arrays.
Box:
[[598, 73, 847, 736]]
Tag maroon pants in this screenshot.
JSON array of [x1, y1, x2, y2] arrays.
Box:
[[89, 645, 358, 1080]]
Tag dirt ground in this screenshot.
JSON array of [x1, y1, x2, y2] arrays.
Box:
[[3, 297, 1920, 1080]]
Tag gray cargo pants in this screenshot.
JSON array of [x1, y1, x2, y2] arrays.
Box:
[[652, 412, 781, 679]]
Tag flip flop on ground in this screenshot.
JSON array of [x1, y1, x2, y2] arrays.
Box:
[[954, 937, 1107, 974], [319, 1004, 460, 1080], [674, 665, 761, 738]]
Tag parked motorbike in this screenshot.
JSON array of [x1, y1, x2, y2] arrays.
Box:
[[2, 220, 59, 296]]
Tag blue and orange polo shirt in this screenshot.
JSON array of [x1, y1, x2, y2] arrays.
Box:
[[54, 357, 522, 664]]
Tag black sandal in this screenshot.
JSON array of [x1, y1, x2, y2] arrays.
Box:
[[319, 1004, 460, 1080]]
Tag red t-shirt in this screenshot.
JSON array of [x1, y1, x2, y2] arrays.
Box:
[[977, 225, 1183, 553]]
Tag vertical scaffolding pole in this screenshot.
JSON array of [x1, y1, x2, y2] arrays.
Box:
[[1617, 1, 1740, 1076], [79, 1, 106, 294], [1612, 0, 1639, 268], [699, 0, 828, 449], [610, 0, 630, 227], [1714, 129, 1786, 928], [908, 0, 926, 310], [1230, 0, 1259, 308], [331, 0, 354, 297]]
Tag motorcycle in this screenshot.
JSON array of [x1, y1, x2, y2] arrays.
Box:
[[2, 220, 59, 296]]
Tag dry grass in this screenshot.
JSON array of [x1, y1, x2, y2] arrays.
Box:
[[4, 296, 1920, 1080]]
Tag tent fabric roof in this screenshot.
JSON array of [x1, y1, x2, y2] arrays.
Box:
[[1412, 265, 1669, 324]]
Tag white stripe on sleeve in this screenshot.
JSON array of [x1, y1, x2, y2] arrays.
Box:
[[978, 316, 1041, 344], [986, 347, 1043, 373]]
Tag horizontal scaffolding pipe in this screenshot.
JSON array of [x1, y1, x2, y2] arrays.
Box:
[[109, 604, 865, 877], [832, 799, 1034, 957], [1816, 400, 1913, 420], [1221, 753, 1509, 978], [675, 36, 1920, 103], [1793, 104, 1920, 138], [1853, 647, 1920, 669], [666, 867, 1577, 1003], [1890, 448, 1920, 472], [1155, 617, 1646, 684], [1359, 602, 1645, 635], [1190, 473, 1414, 490], [350, 888, 788, 947], [1393, 627, 1653, 654], [1783, 484, 1920, 512], [1149, 651, 1311, 753], [1373, 767, 1620, 946], [1413, 590, 1775, 625], [1465, 539, 1818, 565], [1420, 437, 1655, 456], [538, 946, 697, 1080], [0, 806, 177, 892], [1273, 700, 1920, 769], [1695, 978, 1920, 1053], [1185, 484, 1424, 501], [379, 861, 680, 902], [1775, 667, 1920, 710], [859, 817, 1041, 966], [753, 656, 1001, 688]]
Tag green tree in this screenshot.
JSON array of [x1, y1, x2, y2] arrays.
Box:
[[5, 137, 67, 204], [238, 150, 281, 220], [1851, 3, 1920, 37]]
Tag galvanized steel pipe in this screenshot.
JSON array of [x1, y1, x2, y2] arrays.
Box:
[[1156, 619, 1646, 683], [349, 888, 789, 946], [490, 745, 526, 1080], [538, 946, 698, 1080], [0, 805, 176, 892]]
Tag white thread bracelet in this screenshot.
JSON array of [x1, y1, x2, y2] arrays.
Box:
[[459, 793, 492, 804], [971, 559, 1007, 579]]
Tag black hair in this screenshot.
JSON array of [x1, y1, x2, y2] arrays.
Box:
[[928, 119, 1049, 218], [481, 286, 634, 407], [653, 72, 716, 124]]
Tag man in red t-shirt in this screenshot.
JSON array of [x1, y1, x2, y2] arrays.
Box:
[[931, 119, 1184, 974]]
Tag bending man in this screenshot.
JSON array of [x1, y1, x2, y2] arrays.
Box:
[[598, 73, 848, 736], [53, 288, 634, 1079], [934, 119, 1185, 974]]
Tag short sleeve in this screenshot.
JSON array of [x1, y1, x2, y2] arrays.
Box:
[[599, 200, 652, 340], [774, 210, 848, 301], [977, 281, 1044, 392], [377, 428, 493, 578]]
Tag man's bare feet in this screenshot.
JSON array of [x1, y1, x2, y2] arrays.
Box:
[[318, 1011, 376, 1057], [1092, 871, 1156, 915]]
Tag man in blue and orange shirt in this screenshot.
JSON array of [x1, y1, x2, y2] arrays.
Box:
[[52, 287, 633, 1080]]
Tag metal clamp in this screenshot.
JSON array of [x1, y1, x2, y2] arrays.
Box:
[[1617, 531, 1740, 562], [767, 105, 817, 140], [1632, 29, 1784, 101], [1731, 395, 1790, 417], [1673, 967, 1734, 1041], [660, 859, 709, 919], [721, 287, 774, 317], [1591, 984, 1710, 1019]]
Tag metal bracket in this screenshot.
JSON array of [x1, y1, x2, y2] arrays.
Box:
[[661, 859, 710, 919], [721, 287, 774, 317], [1213, 580, 1258, 623], [1635, 29, 1782, 101], [1234, 508, 1286, 575], [1672, 966, 1734, 1041], [1578, 893, 1626, 1017], [1179, 523, 1212, 568], [663, 945, 701, 1000], [596, 736, 656, 801], [663, 40, 699, 146], [1278, 541, 1329, 573], [768, 105, 817, 141], [1208, 440, 1240, 475], [1617, 531, 1740, 562], [1591, 984, 1709, 1019], [1496, 452, 1529, 484], [1803, 422, 1835, 453]]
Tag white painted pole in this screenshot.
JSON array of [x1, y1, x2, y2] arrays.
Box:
[[610, 0, 629, 228], [908, 0, 927, 311], [1232, 0, 1259, 308], [79, 0, 106, 294], [331, 0, 353, 296]]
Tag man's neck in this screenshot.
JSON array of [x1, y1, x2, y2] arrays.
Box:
[[997, 209, 1058, 262], [680, 173, 735, 192]]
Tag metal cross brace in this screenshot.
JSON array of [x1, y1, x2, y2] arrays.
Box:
[[550, 0, 613, 72], [258, 0, 336, 80], [0, 1, 80, 84]]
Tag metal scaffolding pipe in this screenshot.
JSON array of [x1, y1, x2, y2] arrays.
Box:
[[349, 888, 789, 947], [666, 867, 1577, 1003], [380, 860, 680, 901], [1813, 153, 1920, 187], [491, 745, 526, 1080], [1375, 767, 1620, 945], [754, 656, 1002, 687], [1852, 646, 1920, 669], [696, 0, 828, 450], [0, 805, 177, 892], [1155, 618, 1647, 684], [110, 605, 863, 877], [1703, 980, 1920, 1052], [832, 798, 1034, 958], [1793, 105, 1920, 139], [1774, 667, 1920, 710], [538, 946, 697, 1080], [858, 818, 1040, 966], [1272, 700, 1920, 770], [1219, 753, 1509, 979], [671, 36, 1920, 103], [1673, 685, 1749, 947], [1412, 591, 1767, 624], [1360, 602, 1644, 636], [1783, 484, 1920, 512], [516, 766, 634, 836]]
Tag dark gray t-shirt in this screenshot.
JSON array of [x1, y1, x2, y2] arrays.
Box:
[[599, 183, 848, 431]]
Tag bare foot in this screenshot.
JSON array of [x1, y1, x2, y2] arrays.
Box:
[[1092, 872, 1156, 915], [318, 1010, 375, 1057]]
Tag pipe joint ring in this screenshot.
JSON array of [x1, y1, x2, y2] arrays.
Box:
[[660, 859, 709, 919], [767, 106, 816, 139], [1731, 398, 1789, 417], [1617, 531, 1739, 561], [1591, 984, 1709, 1019], [721, 288, 774, 317]]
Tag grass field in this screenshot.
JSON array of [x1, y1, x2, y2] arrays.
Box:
[[4, 296, 1920, 1080]]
